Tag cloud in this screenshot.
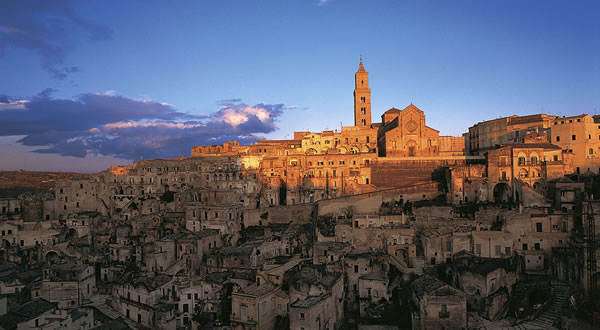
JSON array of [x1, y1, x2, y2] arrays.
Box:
[[0, 98, 29, 111], [217, 98, 242, 106], [0, 90, 287, 160], [0, 0, 112, 79], [318, 0, 332, 6]]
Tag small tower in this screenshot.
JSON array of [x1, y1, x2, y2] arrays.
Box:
[[354, 57, 372, 127]]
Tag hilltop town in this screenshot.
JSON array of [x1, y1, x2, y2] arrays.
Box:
[[1, 61, 599, 330]]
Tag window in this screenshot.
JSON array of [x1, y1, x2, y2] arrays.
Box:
[[535, 243, 541, 250], [440, 304, 449, 318], [518, 157, 526, 165], [590, 148, 594, 155], [505, 247, 511, 255], [522, 243, 528, 250], [556, 136, 560, 142], [300, 312, 305, 319], [361, 119, 366, 125], [354, 265, 359, 273], [360, 107, 366, 114], [495, 245, 501, 256], [476, 244, 481, 256], [572, 135, 576, 140], [536, 223, 543, 232]]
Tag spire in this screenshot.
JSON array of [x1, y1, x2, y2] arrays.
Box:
[[358, 55, 366, 72]]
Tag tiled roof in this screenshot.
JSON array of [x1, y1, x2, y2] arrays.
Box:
[[290, 294, 329, 308], [409, 275, 446, 299]]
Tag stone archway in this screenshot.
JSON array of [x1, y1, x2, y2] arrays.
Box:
[[493, 183, 512, 203], [518, 168, 529, 179], [45, 250, 60, 264], [65, 228, 78, 241]]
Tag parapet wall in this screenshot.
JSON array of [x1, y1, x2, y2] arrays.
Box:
[[317, 182, 439, 216]]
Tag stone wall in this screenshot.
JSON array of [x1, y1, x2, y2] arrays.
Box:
[[318, 183, 439, 216], [243, 203, 314, 227]]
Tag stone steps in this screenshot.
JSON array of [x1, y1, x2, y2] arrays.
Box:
[[518, 281, 573, 330]]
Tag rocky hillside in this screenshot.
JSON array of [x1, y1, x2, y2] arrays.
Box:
[[0, 170, 93, 198]]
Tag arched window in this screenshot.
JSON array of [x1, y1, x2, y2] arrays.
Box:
[[530, 156, 538, 165]]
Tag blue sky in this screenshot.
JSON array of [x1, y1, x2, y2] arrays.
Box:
[[0, 0, 598, 172]]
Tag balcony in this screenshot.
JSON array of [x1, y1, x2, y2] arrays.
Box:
[[230, 314, 256, 325]]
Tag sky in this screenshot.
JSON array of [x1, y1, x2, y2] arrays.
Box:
[[0, 0, 598, 172]]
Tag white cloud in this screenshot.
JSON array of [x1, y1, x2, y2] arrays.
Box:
[[220, 106, 271, 127], [0, 99, 29, 111]]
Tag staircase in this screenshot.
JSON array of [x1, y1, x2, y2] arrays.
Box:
[[412, 256, 425, 275], [476, 281, 573, 330], [516, 281, 573, 329]]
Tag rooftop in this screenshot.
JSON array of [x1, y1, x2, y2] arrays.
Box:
[[238, 282, 278, 297], [290, 294, 329, 308], [0, 298, 56, 330]]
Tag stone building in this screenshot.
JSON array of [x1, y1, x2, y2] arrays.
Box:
[[35, 263, 96, 309], [112, 273, 175, 328], [284, 263, 345, 330], [468, 114, 555, 155], [409, 275, 467, 330], [230, 282, 281, 330], [549, 114, 600, 174]]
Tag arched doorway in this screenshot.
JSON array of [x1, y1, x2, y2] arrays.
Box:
[[406, 140, 417, 157], [493, 183, 512, 203], [45, 251, 60, 264]]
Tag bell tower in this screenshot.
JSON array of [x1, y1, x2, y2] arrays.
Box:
[[354, 57, 371, 127]]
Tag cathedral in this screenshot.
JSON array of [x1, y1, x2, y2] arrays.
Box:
[[192, 59, 465, 159], [351, 58, 464, 158]]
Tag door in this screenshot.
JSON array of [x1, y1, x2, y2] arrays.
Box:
[[408, 146, 416, 157]]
